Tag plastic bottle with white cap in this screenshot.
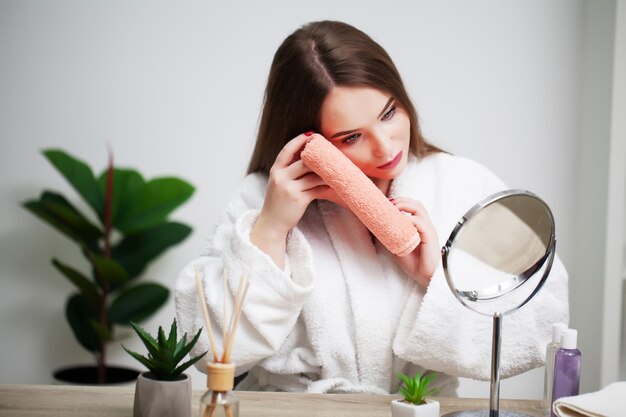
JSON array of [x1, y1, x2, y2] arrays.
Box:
[[543, 322, 568, 416], [551, 328, 581, 417]]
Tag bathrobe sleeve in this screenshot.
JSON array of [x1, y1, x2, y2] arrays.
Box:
[[393, 155, 570, 381], [175, 174, 315, 374]]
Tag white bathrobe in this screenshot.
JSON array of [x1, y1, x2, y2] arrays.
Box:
[[175, 152, 569, 395]]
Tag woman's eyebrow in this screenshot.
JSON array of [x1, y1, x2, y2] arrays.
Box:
[[330, 97, 395, 139], [376, 97, 395, 119]]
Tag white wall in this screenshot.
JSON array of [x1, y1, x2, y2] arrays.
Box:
[[0, 0, 613, 399], [573, 0, 621, 393]]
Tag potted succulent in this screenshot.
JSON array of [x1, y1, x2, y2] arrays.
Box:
[[22, 149, 194, 384], [391, 371, 440, 417], [124, 320, 207, 417]]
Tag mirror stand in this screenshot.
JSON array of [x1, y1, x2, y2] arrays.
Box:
[[442, 313, 534, 417], [441, 190, 557, 417], [490, 313, 503, 416]]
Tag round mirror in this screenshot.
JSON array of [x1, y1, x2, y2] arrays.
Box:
[[442, 189, 556, 316], [441, 189, 556, 417]]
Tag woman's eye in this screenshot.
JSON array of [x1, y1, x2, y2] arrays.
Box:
[[382, 105, 396, 121], [342, 133, 361, 144]]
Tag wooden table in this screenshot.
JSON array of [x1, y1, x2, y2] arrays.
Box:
[[0, 384, 544, 417]]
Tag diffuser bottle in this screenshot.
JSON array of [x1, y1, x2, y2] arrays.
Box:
[[551, 329, 581, 417], [199, 362, 239, 417], [543, 322, 567, 416]]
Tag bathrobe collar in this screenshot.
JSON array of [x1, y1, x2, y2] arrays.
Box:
[[315, 155, 428, 389], [318, 200, 395, 389]]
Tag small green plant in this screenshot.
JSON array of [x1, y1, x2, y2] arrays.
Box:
[[123, 320, 207, 381], [398, 371, 439, 405]]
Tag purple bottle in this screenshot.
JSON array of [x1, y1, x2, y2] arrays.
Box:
[[551, 328, 581, 417]]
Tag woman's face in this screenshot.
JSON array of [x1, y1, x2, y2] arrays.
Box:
[[319, 86, 411, 195]]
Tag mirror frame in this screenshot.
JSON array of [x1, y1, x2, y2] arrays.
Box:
[[441, 189, 557, 317]]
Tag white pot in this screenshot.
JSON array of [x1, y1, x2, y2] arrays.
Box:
[[133, 372, 192, 417], [391, 399, 440, 417]]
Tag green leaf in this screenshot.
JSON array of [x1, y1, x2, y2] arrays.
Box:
[[157, 326, 168, 351], [422, 372, 437, 388], [109, 283, 169, 324], [173, 329, 203, 364], [90, 320, 114, 342], [398, 373, 411, 388], [66, 293, 101, 353], [128, 321, 160, 358], [173, 336, 188, 362], [112, 222, 192, 279], [170, 351, 207, 380], [23, 191, 102, 251], [87, 254, 129, 290], [51, 259, 102, 307], [96, 169, 145, 230], [114, 177, 194, 234], [155, 326, 174, 373], [122, 346, 156, 373], [43, 149, 104, 219], [167, 321, 177, 354]]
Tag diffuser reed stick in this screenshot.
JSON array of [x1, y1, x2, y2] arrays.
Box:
[[195, 269, 250, 417], [195, 271, 219, 363], [222, 275, 250, 363]]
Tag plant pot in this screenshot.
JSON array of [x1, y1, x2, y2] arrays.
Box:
[[53, 365, 139, 385], [391, 399, 440, 417], [133, 372, 192, 417]]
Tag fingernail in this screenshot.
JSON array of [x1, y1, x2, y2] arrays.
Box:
[[304, 131, 314, 137]]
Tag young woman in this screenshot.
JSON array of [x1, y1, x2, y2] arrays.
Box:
[[175, 20, 569, 395]]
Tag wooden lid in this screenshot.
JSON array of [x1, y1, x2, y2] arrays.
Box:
[[206, 362, 235, 391]]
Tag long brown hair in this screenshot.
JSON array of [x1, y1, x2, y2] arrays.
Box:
[[247, 21, 441, 175]]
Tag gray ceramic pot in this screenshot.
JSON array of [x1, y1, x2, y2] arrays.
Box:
[[133, 372, 191, 417]]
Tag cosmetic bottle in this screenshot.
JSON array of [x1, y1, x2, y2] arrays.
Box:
[[543, 322, 567, 416], [551, 329, 581, 417], [199, 362, 239, 417]]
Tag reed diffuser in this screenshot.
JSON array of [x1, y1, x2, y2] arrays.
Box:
[[195, 270, 250, 417]]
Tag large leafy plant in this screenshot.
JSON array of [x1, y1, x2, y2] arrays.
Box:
[[23, 149, 194, 383], [123, 320, 206, 381]]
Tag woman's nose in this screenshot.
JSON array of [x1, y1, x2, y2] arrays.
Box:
[[370, 129, 392, 157]]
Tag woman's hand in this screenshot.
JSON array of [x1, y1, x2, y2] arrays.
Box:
[[251, 133, 331, 268], [390, 197, 440, 287]]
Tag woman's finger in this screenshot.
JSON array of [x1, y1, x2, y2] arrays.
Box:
[[285, 159, 314, 180], [391, 197, 436, 242], [273, 133, 312, 168], [391, 197, 429, 218], [296, 172, 326, 192]]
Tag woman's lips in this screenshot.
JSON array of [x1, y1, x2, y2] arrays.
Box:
[[378, 151, 403, 170]]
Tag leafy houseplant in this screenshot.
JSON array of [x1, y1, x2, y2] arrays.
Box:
[[23, 149, 194, 384], [391, 372, 440, 417], [124, 320, 207, 417]]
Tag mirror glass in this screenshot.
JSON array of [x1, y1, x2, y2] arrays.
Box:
[[443, 190, 556, 317]]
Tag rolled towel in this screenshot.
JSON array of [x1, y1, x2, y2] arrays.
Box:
[[553, 381, 626, 417], [301, 135, 420, 257]]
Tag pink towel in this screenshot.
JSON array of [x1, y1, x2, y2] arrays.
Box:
[[301, 136, 420, 256]]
